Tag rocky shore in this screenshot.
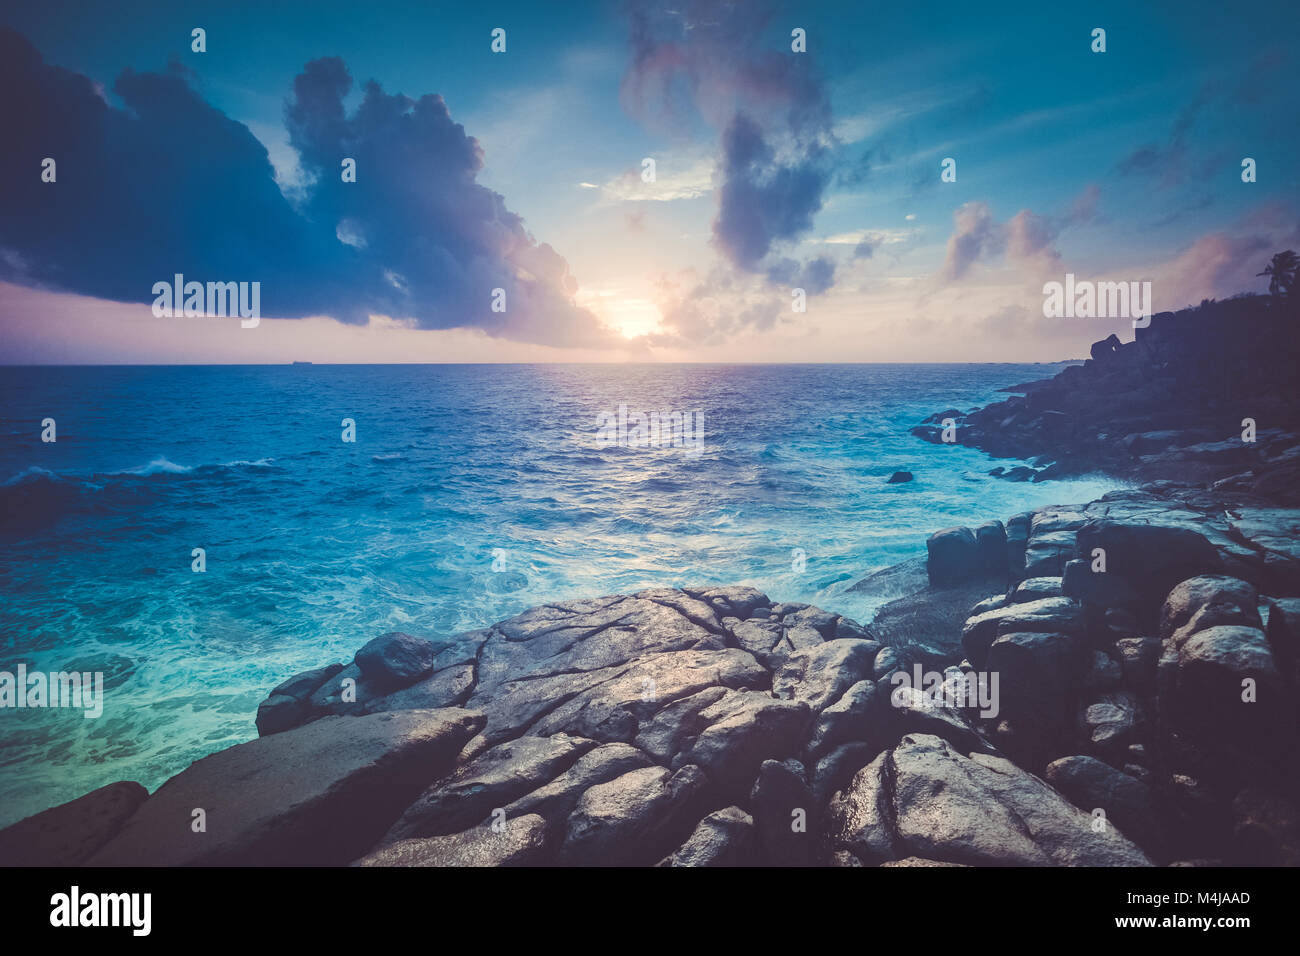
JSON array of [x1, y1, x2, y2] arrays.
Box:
[[4, 295, 1298, 867], [911, 294, 1300, 495]]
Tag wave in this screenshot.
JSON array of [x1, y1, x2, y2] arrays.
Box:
[[110, 457, 193, 476], [1, 465, 62, 488]]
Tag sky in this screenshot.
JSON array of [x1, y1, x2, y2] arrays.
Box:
[[1, 0, 1296, 363]]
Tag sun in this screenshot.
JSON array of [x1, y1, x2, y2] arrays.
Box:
[[580, 290, 664, 339]]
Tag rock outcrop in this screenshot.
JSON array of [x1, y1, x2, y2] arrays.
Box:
[[911, 295, 1300, 491]]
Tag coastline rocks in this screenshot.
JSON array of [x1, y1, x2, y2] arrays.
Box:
[[773, 639, 880, 710], [1044, 755, 1158, 847], [26, 543, 1297, 868], [1156, 576, 1283, 759], [355, 632, 442, 688], [87, 708, 485, 866], [676, 691, 812, 797], [0, 781, 147, 867], [960, 596, 1082, 670], [557, 765, 709, 866], [354, 814, 549, 867], [926, 523, 1006, 586], [806, 679, 884, 760], [913, 296, 1300, 490], [383, 733, 596, 842], [255, 662, 344, 735], [658, 807, 757, 867], [987, 630, 1082, 739], [1075, 520, 1223, 611], [750, 759, 817, 866], [826, 733, 1152, 866]]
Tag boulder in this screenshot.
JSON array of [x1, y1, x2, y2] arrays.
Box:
[[806, 679, 885, 760], [750, 759, 817, 866], [772, 639, 880, 711], [1075, 520, 1223, 611], [1062, 559, 1140, 611], [886, 471, 913, 484], [926, 526, 980, 586], [353, 814, 549, 867], [676, 691, 812, 796], [1157, 576, 1285, 758], [355, 632, 442, 689], [1159, 575, 1261, 641], [502, 743, 653, 822], [1079, 692, 1143, 754], [255, 694, 311, 737], [986, 631, 1082, 739], [384, 733, 596, 842], [961, 596, 1082, 669], [0, 781, 147, 867], [558, 765, 709, 866], [1012, 576, 1064, 603], [826, 733, 1151, 866], [87, 709, 484, 866], [658, 807, 758, 867], [1044, 755, 1158, 846]]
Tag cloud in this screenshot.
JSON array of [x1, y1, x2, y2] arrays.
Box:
[[1153, 209, 1299, 308], [0, 29, 616, 348], [1116, 86, 1213, 186], [938, 185, 1103, 281], [765, 254, 836, 294], [642, 265, 805, 347], [598, 152, 714, 201], [1004, 209, 1061, 275], [940, 201, 1002, 280], [621, 0, 835, 283], [713, 112, 831, 269]]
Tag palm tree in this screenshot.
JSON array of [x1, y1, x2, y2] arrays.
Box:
[[1257, 250, 1298, 296]]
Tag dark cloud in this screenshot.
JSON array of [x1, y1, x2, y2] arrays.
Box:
[[764, 254, 836, 294], [622, 0, 835, 287], [0, 29, 613, 347], [714, 113, 830, 269], [1116, 85, 1213, 185], [837, 146, 889, 188]]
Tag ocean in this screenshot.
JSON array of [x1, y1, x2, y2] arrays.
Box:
[[0, 363, 1122, 825]]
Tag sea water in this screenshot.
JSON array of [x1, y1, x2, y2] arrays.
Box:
[[0, 363, 1121, 824]]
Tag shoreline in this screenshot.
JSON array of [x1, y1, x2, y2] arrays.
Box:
[[4, 297, 1298, 866]]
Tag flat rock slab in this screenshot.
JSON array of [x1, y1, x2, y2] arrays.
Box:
[[87, 708, 484, 866], [0, 781, 147, 867], [354, 814, 548, 867]]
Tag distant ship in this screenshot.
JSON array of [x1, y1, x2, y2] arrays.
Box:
[[291, 361, 313, 365]]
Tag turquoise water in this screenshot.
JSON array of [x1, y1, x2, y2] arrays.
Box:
[[0, 363, 1121, 824]]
